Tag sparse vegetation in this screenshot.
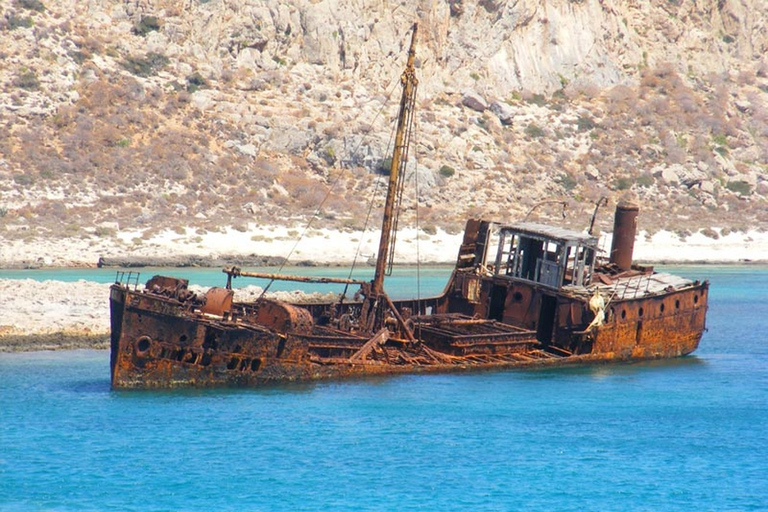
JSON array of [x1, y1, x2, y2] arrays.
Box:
[[16, 0, 45, 12], [120, 52, 169, 77], [725, 181, 751, 195], [6, 14, 33, 29], [439, 165, 455, 178], [524, 123, 544, 138], [375, 158, 392, 176], [576, 115, 596, 131], [186, 72, 208, 92], [614, 177, 632, 190], [636, 174, 654, 188], [526, 94, 547, 107], [0, 2, 765, 249], [13, 70, 40, 90], [133, 16, 161, 36]]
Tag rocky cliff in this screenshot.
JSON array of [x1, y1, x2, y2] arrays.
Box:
[[1, 0, 767, 253]]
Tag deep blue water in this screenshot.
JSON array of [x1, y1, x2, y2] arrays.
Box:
[[1, 266, 767, 511]]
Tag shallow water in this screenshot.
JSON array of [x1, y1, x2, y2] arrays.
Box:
[[1, 266, 766, 511], [0, 265, 452, 300]]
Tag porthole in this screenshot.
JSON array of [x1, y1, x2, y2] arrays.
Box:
[[621, 310, 627, 320], [513, 291, 524, 302], [135, 336, 151, 355]]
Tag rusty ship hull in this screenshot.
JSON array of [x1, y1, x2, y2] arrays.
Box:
[[109, 209, 708, 389]]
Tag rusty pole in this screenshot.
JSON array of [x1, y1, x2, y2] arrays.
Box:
[[223, 267, 367, 286], [371, 23, 418, 297]]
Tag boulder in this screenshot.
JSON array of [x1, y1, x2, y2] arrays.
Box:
[[489, 101, 515, 125], [462, 90, 488, 112]]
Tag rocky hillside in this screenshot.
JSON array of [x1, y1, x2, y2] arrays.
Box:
[[1, 0, 767, 253]]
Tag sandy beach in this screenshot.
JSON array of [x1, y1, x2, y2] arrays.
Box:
[[1, 226, 766, 352]]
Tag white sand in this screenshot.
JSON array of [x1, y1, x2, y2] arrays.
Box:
[[1, 225, 766, 268], [1, 225, 766, 346]]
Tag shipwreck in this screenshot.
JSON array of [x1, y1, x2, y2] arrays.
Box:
[[109, 24, 709, 388]]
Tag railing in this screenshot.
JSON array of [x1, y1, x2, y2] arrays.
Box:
[[114, 271, 141, 290]]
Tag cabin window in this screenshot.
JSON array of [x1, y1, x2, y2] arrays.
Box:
[[495, 228, 597, 288], [497, 232, 564, 287], [565, 245, 595, 286]]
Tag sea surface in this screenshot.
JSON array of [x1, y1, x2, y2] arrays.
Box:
[[1, 266, 767, 511], [0, 265, 452, 300]]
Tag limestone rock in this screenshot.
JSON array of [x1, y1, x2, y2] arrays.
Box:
[[489, 101, 515, 125], [462, 90, 488, 112]]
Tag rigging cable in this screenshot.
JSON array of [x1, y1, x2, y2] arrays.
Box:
[[413, 101, 422, 321], [253, 73, 402, 304]]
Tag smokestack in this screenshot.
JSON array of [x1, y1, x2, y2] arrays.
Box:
[[609, 201, 639, 271]]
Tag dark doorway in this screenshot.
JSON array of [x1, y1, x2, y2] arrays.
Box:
[[488, 285, 508, 321], [536, 295, 557, 344]]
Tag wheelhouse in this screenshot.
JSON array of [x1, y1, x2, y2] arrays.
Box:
[[493, 223, 598, 289]]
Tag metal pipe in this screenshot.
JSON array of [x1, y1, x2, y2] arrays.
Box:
[[223, 268, 366, 286]]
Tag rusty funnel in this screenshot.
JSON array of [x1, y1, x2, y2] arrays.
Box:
[[609, 201, 639, 271]]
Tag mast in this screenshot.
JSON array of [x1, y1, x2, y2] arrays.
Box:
[[371, 23, 419, 297]]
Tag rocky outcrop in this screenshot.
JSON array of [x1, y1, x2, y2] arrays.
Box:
[[0, 0, 766, 242]]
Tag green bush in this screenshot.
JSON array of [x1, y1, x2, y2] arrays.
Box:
[[557, 174, 577, 191], [725, 180, 751, 195], [524, 123, 544, 138], [615, 177, 632, 190], [576, 115, 596, 131], [7, 14, 33, 29], [14, 70, 39, 90], [13, 174, 34, 186], [17, 0, 45, 11], [186, 72, 208, 92], [439, 165, 455, 178], [636, 173, 654, 188], [375, 157, 392, 176], [121, 52, 169, 77]]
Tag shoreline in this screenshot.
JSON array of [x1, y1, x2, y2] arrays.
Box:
[[0, 333, 110, 353], [2, 227, 767, 269], [2, 226, 767, 354]]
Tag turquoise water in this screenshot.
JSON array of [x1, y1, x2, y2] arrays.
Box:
[[0, 266, 452, 300], [1, 267, 767, 511]]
